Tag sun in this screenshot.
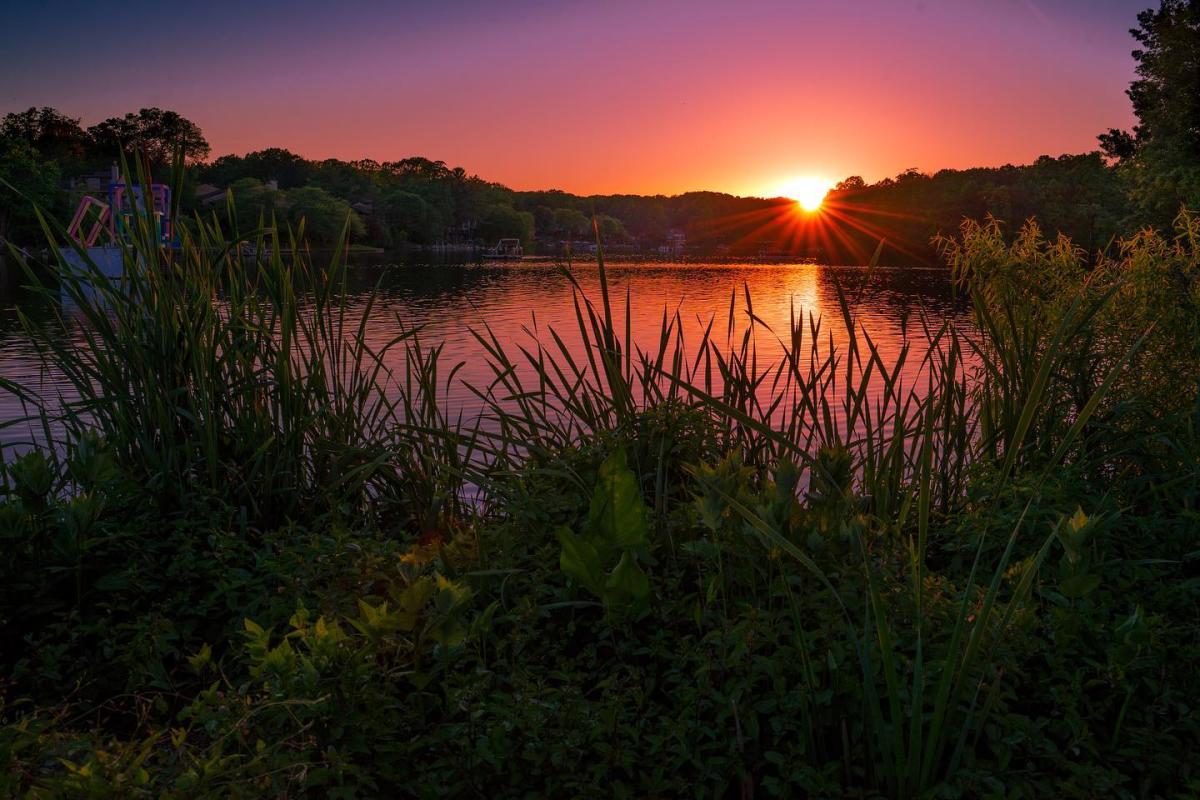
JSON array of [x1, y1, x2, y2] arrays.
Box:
[[783, 176, 832, 212]]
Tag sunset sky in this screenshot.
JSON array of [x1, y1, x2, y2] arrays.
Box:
[[3, 0, 1146, 197]]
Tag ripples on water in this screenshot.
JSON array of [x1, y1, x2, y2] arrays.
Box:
[[0, 259, 971, 449]]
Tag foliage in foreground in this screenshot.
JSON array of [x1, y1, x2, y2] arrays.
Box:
[[1, 193, 1199, 797]]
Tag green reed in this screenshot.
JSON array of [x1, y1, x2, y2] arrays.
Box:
[[9, 157, 484, 532], [466, 221, 1148, 796]]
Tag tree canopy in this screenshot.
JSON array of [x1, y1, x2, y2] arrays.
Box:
[[1, 105, 209, 176], [1099, 0, 1200, 225], [0, 139, 62, 243], [87, 108, 210, 168], [0, 107, 90, 165]]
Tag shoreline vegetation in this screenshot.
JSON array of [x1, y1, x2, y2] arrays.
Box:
[[0, 167, 1197, 795]]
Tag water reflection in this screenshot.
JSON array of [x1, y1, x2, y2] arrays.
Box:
[[0, 259, 970, 448]]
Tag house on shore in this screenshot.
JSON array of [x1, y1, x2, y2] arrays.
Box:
[[195, 184, 224, 207], [659, 228, 686, 256]]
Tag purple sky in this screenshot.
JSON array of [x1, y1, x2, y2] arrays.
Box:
[[2, 0, 1147, 195]]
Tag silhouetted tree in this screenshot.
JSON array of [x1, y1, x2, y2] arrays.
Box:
[[226, 177, 281, 234], [595, 214, 630, 243], [835, 176, 867, 192], [0, 139, 62, 243], [1099, 0, 1200, 224], [479, 203, 534, 244], [283, 186, 364, 245], [240, 149, 313, 188], [0, 107, 90, 165], [88, 108, 210, 168], [551, 207, 590, 238], [379, 189, 442, 244]]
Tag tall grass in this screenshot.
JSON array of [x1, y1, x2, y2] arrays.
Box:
[[458, 218, 1154, 795], [10, 160, 480, 532]]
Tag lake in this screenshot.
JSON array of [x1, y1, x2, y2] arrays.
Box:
[[0, 258, 971, 449]]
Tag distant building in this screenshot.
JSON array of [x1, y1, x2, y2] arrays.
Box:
[[65, 165, 119, 193], [659, 228, 686, 256], [195, 183, 224, 207], [351, 201, 373, 217]]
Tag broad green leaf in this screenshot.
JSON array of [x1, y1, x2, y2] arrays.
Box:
[[186, 643, 212, 674], [242, 619, 272, 665], [604, 550, 650, 603], [430, 617, 468, 647], [396, 577, 435, 631], [434, 573, 472, 615], [586, 447, 649, 550], [556, 525, 606, 597], [288, 608, 310, 631]]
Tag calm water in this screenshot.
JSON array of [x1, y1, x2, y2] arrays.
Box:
[[0, 259, 970, 448]]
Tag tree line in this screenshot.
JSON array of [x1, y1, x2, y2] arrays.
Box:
[[0, 123, 1131, 262]]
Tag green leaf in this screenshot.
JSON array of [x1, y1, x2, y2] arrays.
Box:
[[604, 551, 650, 604], [242, 619, 271, 663], [186, 643, 212, 674], [471, 600, 501, 637], [556, 449, 656, 611], [556, 525, 606, 598], [1116, 604, 1151, 646], [586, 447, 648, 550], [430, 617, 468, 647], [396, 576, 436, 631], [434, 573, 472, 615], [1060, 573, 1101, 598], [350, 599, 403, 638]]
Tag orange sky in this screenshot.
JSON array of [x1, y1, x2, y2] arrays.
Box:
[[4, 0, 1144, 197]]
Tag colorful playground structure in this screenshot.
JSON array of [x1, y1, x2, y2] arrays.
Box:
[[66, 180, 174, 248], [62, 175, 175, 280]]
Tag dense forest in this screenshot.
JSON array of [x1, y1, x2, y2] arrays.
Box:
[[1, 2, 1198, 264]]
